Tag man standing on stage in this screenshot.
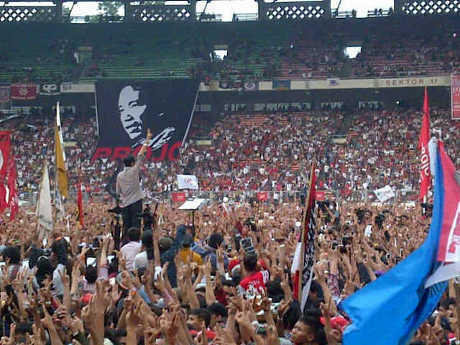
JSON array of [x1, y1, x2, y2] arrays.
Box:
[[116, 128, 152, 236]]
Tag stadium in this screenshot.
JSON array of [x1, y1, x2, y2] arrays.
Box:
[[0, 0, 458, 344]]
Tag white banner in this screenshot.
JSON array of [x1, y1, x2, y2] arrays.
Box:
[[200, 75, 450, 92], [60, 82, 95, 93], [177, 174, 199, 190], [374, 185, 395, 202]]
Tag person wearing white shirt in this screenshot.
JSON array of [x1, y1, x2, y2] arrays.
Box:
[[120, 228, 142, 271]]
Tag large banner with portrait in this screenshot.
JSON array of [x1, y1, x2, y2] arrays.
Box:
[[93, 79, 199, 162]]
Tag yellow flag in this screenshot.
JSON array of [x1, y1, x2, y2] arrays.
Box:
[[55, 103, 68, 198]]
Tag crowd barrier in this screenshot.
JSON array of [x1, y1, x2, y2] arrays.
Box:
[[19, 188, 419, 208]]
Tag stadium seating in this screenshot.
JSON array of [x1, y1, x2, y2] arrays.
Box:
[[0, 17, 458, 83]]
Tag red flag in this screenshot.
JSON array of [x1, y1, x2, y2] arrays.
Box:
[[0, 132, 11, 178], [292, 164, 317, 310], [6, 156, 18, 221], [418, 88, 431, 200], [77, 182, 84, 227]]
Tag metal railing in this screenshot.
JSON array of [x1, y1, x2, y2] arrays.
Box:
[[20, 188, 419, 207]]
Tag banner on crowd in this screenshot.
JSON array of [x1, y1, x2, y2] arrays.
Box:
[[316, 190, 326, 201], [10, 84, 38, 100], [171, 192, 186, 203], [257, 191, 268, 201], [93, 79, 199, 162], [0, 86, 9, 103], [374, 185, 395, 202], [40, 83, 60, 96], [451, 74, 460, 120], [177, 175, 198, 190]]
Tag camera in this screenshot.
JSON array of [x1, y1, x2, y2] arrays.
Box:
[[138, 207, 154, 229], [241, 238, 255, 254]]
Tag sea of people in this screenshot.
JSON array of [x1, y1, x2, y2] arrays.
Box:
[[0, 104, 456, 344], [4, 107, 459, 204], [0, 195, 457, 344]]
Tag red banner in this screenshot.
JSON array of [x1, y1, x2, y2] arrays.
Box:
[[172, 192, 186, 203], [257, 192, 268, 201], [418, 88, 431, 201], [10, 83, 38, 100], [316, 191, 326, 201], [451, 74, 460, 120]]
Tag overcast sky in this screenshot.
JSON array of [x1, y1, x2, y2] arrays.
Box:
[[9, 0, 394, 20]]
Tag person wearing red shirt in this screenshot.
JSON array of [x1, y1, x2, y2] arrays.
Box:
[[238, 253, 269, 297]]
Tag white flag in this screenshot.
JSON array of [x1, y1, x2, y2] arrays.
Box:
[[37, 163, 53, 233], [177, 175, 199, 190], [374, 185, 395, 202]]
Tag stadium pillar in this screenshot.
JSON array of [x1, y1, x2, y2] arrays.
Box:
[[55, 0, 63, 22], [324, 0, 331, 18], [257, 0, 265, 21], [124, 1, 132, 22], [190, 0, 197, 21], [393, 0, 403, 14]]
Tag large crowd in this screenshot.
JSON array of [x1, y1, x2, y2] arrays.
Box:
[[0, 191, 457, 345], [0, 101, 456, 345], [211, 27, 459, 83], [4, 107, 459, 204]]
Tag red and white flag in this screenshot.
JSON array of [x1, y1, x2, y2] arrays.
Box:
[[0, 131, 11, 178], [0, 132, 11, 214], [418, 87, 431, 201], [291, 164, 317, 311], [6, 155, 18, 221], [77, 182, 84, 227]]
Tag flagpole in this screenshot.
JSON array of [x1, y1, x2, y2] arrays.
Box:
[[297, 162, 315, 301]]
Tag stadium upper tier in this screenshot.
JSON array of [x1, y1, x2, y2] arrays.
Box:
[[0, 16, 458, 83]]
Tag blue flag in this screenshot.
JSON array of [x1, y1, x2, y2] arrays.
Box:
[[340, 143, 451, 345]]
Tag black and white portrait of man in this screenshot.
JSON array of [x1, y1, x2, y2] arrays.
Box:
[[96, 79, 199, 156], [118, 84, 175, 149]]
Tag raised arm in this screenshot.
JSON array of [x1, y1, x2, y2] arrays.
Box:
[[137, 128, 153, 158]]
